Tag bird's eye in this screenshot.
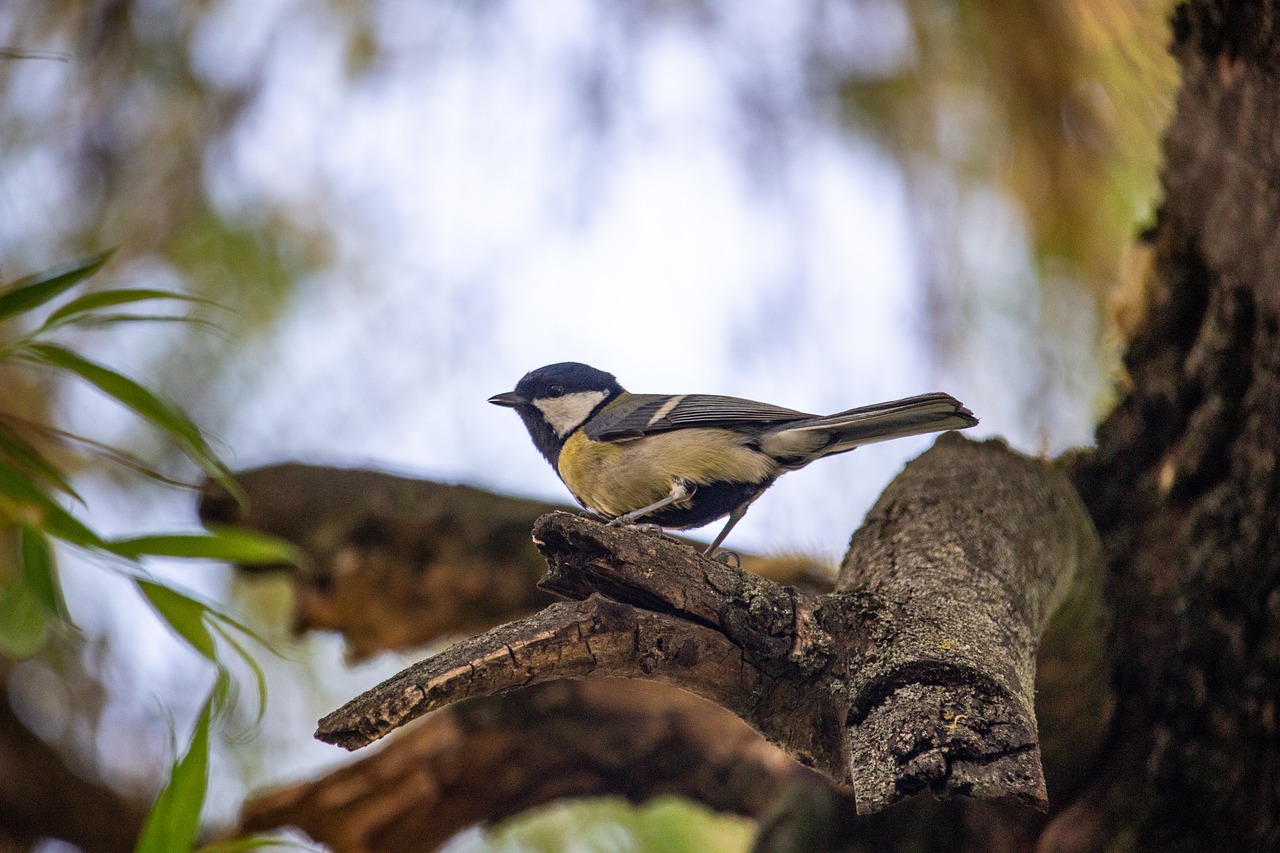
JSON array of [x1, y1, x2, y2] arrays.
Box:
[[547, 384, 565, 397]]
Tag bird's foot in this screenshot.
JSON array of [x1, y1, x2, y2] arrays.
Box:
[[616, 517, 660, 532], [605, 518, 670, 537], [708, 549, 741, 568]]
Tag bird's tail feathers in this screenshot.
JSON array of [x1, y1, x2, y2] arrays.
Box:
[[767, 393, 977, 461]]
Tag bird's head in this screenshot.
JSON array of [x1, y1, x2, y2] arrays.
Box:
[[489, 362, 624, 463]]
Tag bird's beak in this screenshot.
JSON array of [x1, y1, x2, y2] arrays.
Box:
[[488, 391, 524, 408]]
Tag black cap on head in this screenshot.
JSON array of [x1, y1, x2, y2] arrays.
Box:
[[512, 362, 622, 402]]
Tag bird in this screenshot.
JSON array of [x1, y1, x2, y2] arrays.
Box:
[[489, 362, 978, 556]]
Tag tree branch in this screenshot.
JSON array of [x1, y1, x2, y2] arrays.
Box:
[[317, 435, 1099, 815], [0, 667, 147, 853], [314, 594, 759, 752], [249, 679, 856, 853], [199, 464, 562, 661], [836, 434, 1100, 812], [201, 463, 833, 661]]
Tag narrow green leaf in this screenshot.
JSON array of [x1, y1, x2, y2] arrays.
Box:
[[211, 667, 234, 717], [0, 422, 82, 501], [135, 692, 213, 853], [19, 526, 68, 620], [124, 571, 281, 672], [0, 460, 106, 548], [111, 529, 305, 567], [0, 251, 114, 323], [52, 314, 230, 337], [0, 416, 199, 490], [202, 599, 285, 668], [136, 579, 217, 661], [0, 575, 49, 658], [14, 343, 239, 498], [44, 288, 221, 326], [209, 621, 267, 727], [0, 48, 71, 62], [18, 343, 207, 452]]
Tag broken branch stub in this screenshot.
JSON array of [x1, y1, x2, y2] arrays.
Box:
[[839, 434, 1098, 813], [317, 434, 1097, 816]]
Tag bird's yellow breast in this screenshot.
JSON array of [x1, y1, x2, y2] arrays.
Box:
[[556, 428, 775, 519]]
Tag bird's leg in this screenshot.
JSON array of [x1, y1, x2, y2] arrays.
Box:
[[608, 480, 694, 527], [703, 500, 752, 557]]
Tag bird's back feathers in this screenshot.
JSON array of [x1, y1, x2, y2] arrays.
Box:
[[587, 393, 812, 441]]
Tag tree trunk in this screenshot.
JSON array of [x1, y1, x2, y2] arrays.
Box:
[[1063, 1, 1280, 848]]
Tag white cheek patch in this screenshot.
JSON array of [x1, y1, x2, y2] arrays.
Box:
[[534, 390, 608, 437]]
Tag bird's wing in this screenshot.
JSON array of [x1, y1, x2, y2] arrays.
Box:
[[587, 393, 813, 441]]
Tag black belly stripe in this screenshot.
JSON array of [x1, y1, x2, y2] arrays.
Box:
[[643, 479, 771, 530]]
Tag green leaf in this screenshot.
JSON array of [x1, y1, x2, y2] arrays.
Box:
[[44, 287, 222, 327], [0, 460, 106, 549], [127, 573, 280, 676], [209, 621, 267, 727], [14, 343, 241, 500], [137, 579, 217, 661], [210, 667, 234, 717], [0, 422, 82, 501], [0, 575, 50, 658], [51, 314, 230, 338], [19, 526, 68, 620], [0, 251, 114, 323], [1, 417, 200, 490], [135, 691, 213, 853], [17, 342, 206, 453], [111, 528, 306, 567]]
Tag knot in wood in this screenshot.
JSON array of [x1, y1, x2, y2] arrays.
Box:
[[900, 750, 948, 791]]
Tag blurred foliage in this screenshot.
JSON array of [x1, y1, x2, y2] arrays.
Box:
[[0, 1, 325, 284], [0, 0, 1178, 458], [0, 255, 302, 851], [1, 1, 328, 465], [1, 0, 1177, 325], [839, 0, 1178, 347], [454, 796, 755, 853]]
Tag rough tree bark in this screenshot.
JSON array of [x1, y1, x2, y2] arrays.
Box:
[[1060, 1, 1280, 848], [315, 435, 1098, 816], [227, 433, 1102, 852], [243, 678, 856, 852]]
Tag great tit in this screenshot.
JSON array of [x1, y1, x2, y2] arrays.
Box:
[[489, 362, 978, 555]]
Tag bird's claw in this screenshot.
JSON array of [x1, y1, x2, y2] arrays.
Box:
[[628, 522, 668, 537], [606, 519, 668, 537], [709, 549, 741, 567]]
